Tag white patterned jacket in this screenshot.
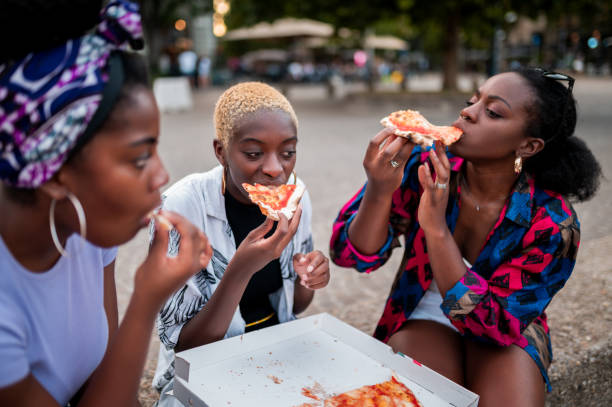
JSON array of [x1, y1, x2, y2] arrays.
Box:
[[152, 165, 313, 394]]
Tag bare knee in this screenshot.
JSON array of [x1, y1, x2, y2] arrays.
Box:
[[387, 320, 464, 386], [464, 340, 545, 407]]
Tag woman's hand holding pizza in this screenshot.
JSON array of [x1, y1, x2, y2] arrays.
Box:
[[293, 250, 330, 290], [135, 210, 213, 310], [363, 128, 415, 197], [417, 141, 452, 234], [230, 207, 303, 278]]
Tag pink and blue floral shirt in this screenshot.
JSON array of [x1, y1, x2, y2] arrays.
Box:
[[330, 146, 580, 391]]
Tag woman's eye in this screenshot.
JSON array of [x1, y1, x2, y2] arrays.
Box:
[[282, 151, 296, 159], [465, 100, 474, 106], [486, 109, 502, 119], [244, 152, 262, 159], [134, 154, 151, 168]]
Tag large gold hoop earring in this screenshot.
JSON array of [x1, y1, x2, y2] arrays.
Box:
[[221, 167, 227, 194], [514, 156, 523, 174], [290, 171, 297, 185], [49, 192, 87, 257]]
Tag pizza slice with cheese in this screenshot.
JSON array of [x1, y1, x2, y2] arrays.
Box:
[[323, 377, 422, 407], [242, 182, 305, 221], [381, 109, 462, 147]]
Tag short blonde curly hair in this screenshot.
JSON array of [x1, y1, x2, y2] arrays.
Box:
[[213, 82, 298, 147]]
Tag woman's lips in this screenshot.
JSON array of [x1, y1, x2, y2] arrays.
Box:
[[139, 198, 163, 228], [139, 214, 153, 228]]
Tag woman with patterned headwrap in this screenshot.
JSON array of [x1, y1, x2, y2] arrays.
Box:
[[0, 1, 212, 406]]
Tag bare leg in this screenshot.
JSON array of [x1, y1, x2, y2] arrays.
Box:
[[387, 320, 464, 385], [464, 338, 545, 407]]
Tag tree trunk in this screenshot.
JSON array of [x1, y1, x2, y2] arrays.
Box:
[[442, 13, 460, 91], [140, 0, 163, 74]]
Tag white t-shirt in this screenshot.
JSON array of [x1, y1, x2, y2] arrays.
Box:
[[0, 234, 117, 405], [407, 258, 472, 332]]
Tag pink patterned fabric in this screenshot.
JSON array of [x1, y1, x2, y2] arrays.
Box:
[[330, 146, 580, 391]]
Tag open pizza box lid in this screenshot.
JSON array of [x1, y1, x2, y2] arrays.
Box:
[[174, 313, 479, 407]]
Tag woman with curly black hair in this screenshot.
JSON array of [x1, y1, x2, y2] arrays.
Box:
[[330, 67, 601, 406]]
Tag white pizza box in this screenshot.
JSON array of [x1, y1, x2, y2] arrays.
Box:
[[174, 313, 479, 407]]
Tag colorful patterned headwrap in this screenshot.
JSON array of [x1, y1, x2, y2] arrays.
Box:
[[0, 0, 143, 188]]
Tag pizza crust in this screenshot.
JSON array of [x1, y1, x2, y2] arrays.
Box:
[[147, 210, 174, 230], [380, 110, 462, 146], [380, 116, 436, 147]]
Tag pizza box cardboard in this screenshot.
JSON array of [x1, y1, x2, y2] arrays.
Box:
[[173, 313, 479, 407]]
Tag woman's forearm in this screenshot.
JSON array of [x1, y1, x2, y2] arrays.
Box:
[[422, 228, 467, 296], [347, 186, 394, 255], [293, 282, 314, 314], [175, 265, 251, 352], [78, 291, 157, 407]]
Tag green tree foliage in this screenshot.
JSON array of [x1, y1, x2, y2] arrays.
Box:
[[206, 0, 612, 90], [226, 0, 512, 90], [226, 0, 413, 33]]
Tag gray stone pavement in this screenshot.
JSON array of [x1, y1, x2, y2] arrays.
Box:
[[112, 73, 612, 405]]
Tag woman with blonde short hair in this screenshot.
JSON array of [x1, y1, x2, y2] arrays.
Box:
[[153, 82, 330, 404]]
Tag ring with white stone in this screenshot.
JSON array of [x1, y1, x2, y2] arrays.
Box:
[[390, 160, 400, 168], [435, 182, 448, 190]]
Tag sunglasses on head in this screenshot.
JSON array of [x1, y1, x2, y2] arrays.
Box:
[[532, 68, 576, 143], [534, 68, 575, 93]]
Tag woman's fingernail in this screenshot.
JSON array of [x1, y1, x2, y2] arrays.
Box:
[[307, 265, 314, 272]]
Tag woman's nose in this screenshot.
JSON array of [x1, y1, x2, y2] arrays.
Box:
[[460, 104, 476, 122], [459, 106, 475, 122], [151, 155, 169, 190], [262, 154, 284, 178]]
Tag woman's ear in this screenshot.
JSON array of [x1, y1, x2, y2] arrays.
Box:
[[518, 137, 545, 159], [213, 139, 227, 167], [38, 179, 70, 201]]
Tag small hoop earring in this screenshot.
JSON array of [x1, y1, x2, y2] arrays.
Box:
[[221, 167, 227, 194], [49, 192, 87, 257], [514, 156, 523, 174], [290, 171, 297, 185]]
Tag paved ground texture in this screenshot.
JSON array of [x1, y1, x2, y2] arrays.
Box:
[[111, 73, 612, 406]]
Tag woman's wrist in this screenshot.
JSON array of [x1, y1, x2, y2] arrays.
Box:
[[422, 224, 451, 241], [363, 182, 395, 204], [223, 259, 258, 284], [293, 279, 315, 314], [124, 287, 159, 325]]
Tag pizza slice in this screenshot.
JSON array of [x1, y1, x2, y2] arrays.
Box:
[[380, 109, 462, 147], [242, 182, 305, 221], [147, 210, 173, 230], [323, 377, 422, 407]]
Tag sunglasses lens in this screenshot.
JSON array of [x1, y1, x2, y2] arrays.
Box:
[[541, 71, 574, 91], [545, 73, 568, 80], [546, 73, 569, 80]]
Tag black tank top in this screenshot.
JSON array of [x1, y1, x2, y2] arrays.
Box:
[[224, 191, 282, 331]]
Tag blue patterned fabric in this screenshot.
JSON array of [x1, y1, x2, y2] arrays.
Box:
[[330, 146, 580, 391]]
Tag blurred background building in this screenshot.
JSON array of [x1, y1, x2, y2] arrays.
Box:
[[139, 0, 612, 94]]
